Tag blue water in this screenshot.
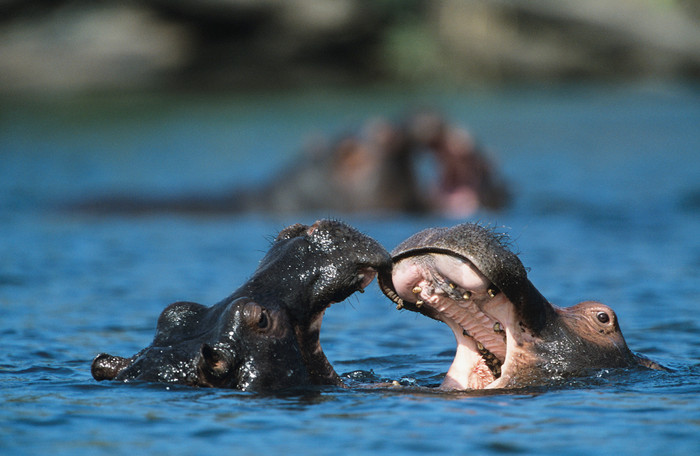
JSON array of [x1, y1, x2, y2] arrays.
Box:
[[1, 83, 699, 455]]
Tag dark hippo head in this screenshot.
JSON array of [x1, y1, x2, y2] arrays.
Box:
[[379, 223, 663, 390], [92, 219, 391, 391]]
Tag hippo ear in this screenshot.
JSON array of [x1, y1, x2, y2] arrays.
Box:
[[196, 344, 236, 387]]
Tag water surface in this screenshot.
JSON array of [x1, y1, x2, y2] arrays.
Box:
[[1, 83, 699, 455]]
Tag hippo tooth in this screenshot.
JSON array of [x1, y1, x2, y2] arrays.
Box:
[[416, 300, 424, 308], [396, 302, 404, 310], [475, 341, 503, 379], [412, 286, 422, 294], [383, 288, 402, 305]]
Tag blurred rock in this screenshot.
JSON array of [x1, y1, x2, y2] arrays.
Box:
[[141, 0, 386, 88], [430, 0, 700, 81], [0, 0, 699, 93], [0, 3, 192, 92], [0, 0, 386, 92]]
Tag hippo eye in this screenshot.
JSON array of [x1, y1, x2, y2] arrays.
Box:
[[596, 312, 610, 324], [257, 310, 270, 329]]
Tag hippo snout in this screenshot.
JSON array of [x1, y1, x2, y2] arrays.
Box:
[[91, 353, 132, 381]]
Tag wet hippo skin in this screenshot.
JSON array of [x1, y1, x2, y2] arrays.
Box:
[[92, 219, 391, 391], [379, 223, 664, 390]]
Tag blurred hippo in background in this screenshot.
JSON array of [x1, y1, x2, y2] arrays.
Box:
[[71, 112, 509, 217], [379, 223, 664, 391], [91, 219, 391, 391]]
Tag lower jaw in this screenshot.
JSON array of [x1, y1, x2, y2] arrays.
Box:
[[439, 344, 502, 390], [439, 372, 506, 391], [440, 374, 479, 390]]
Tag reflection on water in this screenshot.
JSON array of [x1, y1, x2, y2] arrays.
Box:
[[1, 83, 699, 456]]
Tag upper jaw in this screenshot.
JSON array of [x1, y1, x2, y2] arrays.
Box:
[[317, 265, 381, 310]]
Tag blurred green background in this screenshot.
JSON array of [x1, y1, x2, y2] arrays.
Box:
[[1, 0, 699, 93]]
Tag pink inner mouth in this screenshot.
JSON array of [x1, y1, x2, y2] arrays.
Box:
[[358, 267, 377, 290], [391, 253, 513, 390]]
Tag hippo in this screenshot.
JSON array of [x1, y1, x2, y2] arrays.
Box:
[[69, 112, 509, 217], [91, 219, 391, 391], [379, 223, 663, 390]]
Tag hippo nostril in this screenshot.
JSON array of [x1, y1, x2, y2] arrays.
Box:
[[91, 353, 131, 381]]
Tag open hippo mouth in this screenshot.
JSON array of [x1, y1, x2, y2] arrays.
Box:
[[377, 224, 535, 390], [379, 223, 663, 391], [381, 251, 516, 390]]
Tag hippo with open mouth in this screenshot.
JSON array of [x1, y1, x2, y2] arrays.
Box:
[[91, 219, 391, 391], [379, 223, 663, 390]]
